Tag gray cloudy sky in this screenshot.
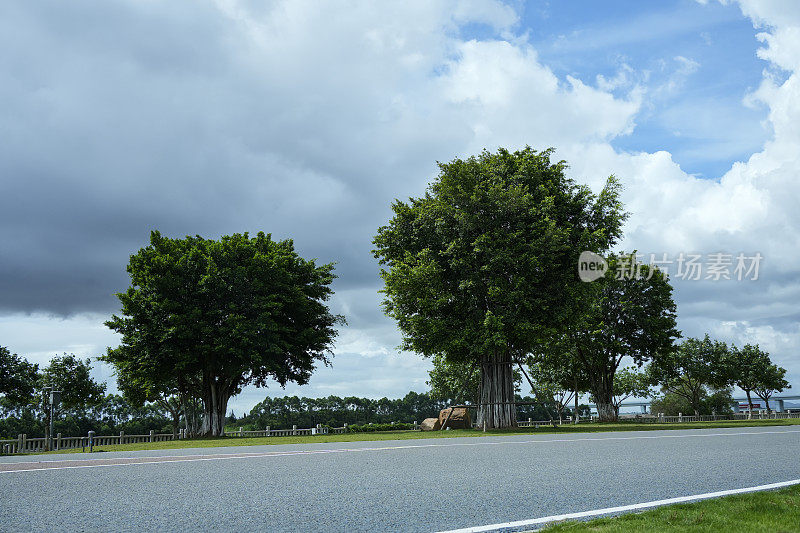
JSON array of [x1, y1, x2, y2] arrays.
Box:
[[1, 0, 799, 414]]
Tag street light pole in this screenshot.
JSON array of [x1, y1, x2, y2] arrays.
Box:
[[49, 397, 54, 451], [42, 386, 51, 451], [49, 390, 61, 451]]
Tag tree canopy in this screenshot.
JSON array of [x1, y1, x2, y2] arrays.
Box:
[[105, 231, 344, 436], [373, 147, 626, 428]]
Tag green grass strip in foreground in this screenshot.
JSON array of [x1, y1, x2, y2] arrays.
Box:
[[29, 417, 800, 455], [541, 483, 800, 532]]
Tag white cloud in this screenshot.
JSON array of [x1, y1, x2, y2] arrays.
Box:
[[0, 313, 119, 388], [558, 0, 800, 389], [439, 39, 641, 154]]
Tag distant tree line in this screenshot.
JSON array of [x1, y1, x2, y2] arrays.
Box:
[[228, 391, 590, 431], [0, 350, 173, 438], [648, 335, 789, 417], [426, 333, 790, 421], [1, 340, 788, 439], [0, 347, 589, 436], [230, 392, 447, 430]]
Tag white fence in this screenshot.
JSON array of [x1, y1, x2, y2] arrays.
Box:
[[3, 412, 798, 454], [227, 423, 350, 438], [500, 411, 800, 429], [0, 430, 180, 454], [634, 411, 800, 424], [0, 424, 354, 454]]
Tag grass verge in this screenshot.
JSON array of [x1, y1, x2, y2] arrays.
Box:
[[23, 417, 800, 455], [540, 483, 800, 532]]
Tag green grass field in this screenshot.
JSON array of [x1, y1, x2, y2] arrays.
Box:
[[541, 484, 800, 532], [33, 417, 800, 454]]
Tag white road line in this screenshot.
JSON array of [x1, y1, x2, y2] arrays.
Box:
[[436, 478, 800, 533], [2, 428, 799, 473]]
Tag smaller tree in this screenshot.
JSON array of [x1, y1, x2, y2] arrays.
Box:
[[573, 254, 680, 422], [427, 354, 481, 406], [648, 335, 729, 416], [753, 364, 790, 413], [609, 366, 651, 417], [0, 346, 38, 411], [39, 354, 106, 413], [723, 344, 770, 419], [649, 390, 691, 416], [705, 388, 735, 415], [651, 387, 733, 416], [114, 365, 184, 438], [38, 354, 107, 439], [524, 362, 572, 424], [524, 354, 589, 424]]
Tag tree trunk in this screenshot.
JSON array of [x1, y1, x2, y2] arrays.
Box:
[[171, 408, 181, 438], [593, 372, 617, 422], [476, 351, 516, 429], [157, 396, 182, 439], [180, 395, 191, 437], [573, 387, 579, 424], [596, 402, 616, 421], [181, 395, 201, 438], [745, 389, 753, 419], [692, 390, 701, 417], [43, 408, 51, 450], [201, 377, 230, 437]]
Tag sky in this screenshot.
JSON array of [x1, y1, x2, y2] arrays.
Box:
[[1, 0, 799, 415]]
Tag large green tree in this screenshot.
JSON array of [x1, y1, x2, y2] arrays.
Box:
[[105, 231, 344, 436], [572, 254, 679, 421], [373, 147, 625, 428], [648, 335, 729, 416]]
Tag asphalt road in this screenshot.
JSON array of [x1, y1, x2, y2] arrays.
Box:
[[2, 427, 799, 532]]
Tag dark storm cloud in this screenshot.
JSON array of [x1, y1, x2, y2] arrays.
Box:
[[0, 0, 455, 315]]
